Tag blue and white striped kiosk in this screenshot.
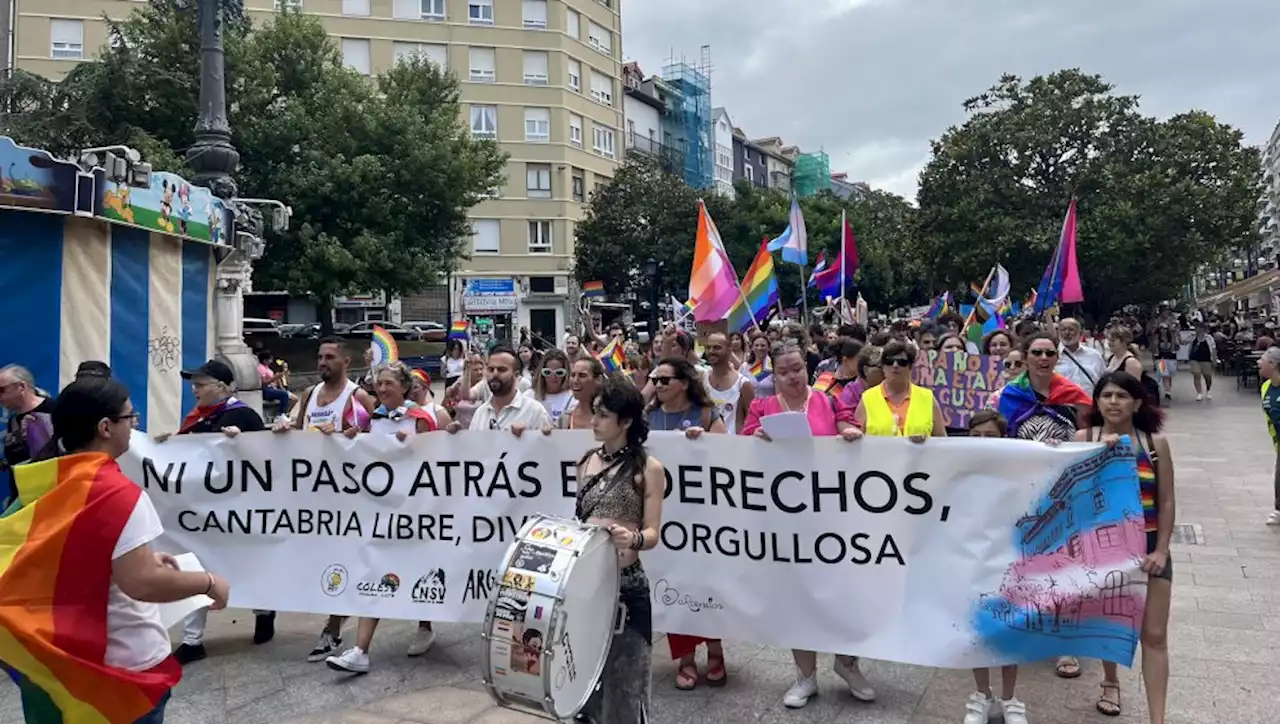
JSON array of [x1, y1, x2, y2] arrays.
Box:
[[0, 136, 234, 435]]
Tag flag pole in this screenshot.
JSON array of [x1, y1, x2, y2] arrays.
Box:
[[964, 265, 997, 334], [838, 210, 847, 311], [800, 263, 808, 322]]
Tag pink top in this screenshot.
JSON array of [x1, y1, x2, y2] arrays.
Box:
[[739, 389, 854, 437]]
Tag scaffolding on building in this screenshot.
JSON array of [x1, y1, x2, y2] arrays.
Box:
[[794, 150, 831, 198], [661, 46, 713, 189]]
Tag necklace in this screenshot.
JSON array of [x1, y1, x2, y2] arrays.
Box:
[[599, 444, 630, 463], [778, 389, 810, 413]]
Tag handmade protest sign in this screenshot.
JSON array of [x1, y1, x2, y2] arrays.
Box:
[[913, 350, 1004, 429], [120, 430, 1147, 668]]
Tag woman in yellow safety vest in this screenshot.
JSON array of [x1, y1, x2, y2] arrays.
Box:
[[853, 339, 946, 439], [1259, 346, 1280, 525]]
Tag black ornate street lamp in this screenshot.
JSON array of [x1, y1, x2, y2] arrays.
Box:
[[186, 0, 242, 200], [645, 258, 661, 345]]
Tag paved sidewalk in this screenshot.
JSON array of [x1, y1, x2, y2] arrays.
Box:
[[2, 375, 1277, 723]]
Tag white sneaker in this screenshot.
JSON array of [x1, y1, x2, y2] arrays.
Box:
[[407, 627, 435, 657], [1195, 394, 1203, 401], [1267, 510, 1280, 526], [325, 646, 370, 674], [1001, 697, 1029, 724], [782, 671, 818, 708], [1207, 392, 1213, 401], [833, 657, 876, 702], [962, 691, 994, 724]]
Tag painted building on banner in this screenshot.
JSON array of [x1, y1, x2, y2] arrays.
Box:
[[0, 136, 232, 437]]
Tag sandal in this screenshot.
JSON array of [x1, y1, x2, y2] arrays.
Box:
[[1096, 681, 1121, 717], [674, 661, 699, 691], [1055, 656, 1081, 679], [705, 654, 727, 687]]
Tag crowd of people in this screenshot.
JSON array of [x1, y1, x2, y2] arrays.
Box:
[[10, 299, 1273, 724]]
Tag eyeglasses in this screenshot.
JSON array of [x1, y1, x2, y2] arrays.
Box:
[[112, 412, 141, 428], [884, 358, 913, 368], [1028, 349, 1058, 358], [541, 368, 567, 378], [1003, 360, 1024, 370], [651, 376, 676, 386]]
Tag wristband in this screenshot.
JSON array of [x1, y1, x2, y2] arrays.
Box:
[[631, 530, 645, 550]]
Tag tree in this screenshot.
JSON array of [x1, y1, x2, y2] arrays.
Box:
[[0, 0, 505, 315], [916, 70, 1261, 319]]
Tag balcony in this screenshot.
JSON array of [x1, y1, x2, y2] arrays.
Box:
[[626, 132, 684, 175]]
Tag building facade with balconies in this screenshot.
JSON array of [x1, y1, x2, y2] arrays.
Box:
[[9, 0, 624, 344], [711, 107, 735, 198]]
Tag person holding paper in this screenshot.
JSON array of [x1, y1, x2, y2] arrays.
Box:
[[1, 377, 230, 724], [853, 340, 947, 441], [738, 344, 873, 709]]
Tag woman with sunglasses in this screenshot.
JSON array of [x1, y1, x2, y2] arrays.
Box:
[[643, 357, 727, 689], [740, 344, 872, 709], [989, 332, 1092, 680], [556, 357, 606, 430], [532, 349, 574, 427], [852, 340, 947, 441], [1077, 371, 1174, 721], [1001, 349, 1025, 384]]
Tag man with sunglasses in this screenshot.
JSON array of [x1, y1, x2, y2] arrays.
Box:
[[0, 364, 55, 506]]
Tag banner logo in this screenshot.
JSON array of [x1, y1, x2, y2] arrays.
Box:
[[654, 579, 725, 613], [358, 573, 402, 598], [412, 569, 447, 604], [321, 564, 348, 597]]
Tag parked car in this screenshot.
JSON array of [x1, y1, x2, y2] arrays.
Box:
[[343, 320, 421, 340], [243, 317, 282, 339], [404, 321, 447, 342], [278, 322, 322, 339]]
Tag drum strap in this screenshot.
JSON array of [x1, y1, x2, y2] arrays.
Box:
[[574, 451, 627, 520]]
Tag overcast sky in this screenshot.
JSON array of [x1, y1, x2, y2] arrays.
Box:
[[621, 0, 1280, 201]]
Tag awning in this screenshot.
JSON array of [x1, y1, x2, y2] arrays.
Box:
[[1196, 269, 1280, 308]]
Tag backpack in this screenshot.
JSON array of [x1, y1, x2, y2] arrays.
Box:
[[1121, 354, 1161, 407]]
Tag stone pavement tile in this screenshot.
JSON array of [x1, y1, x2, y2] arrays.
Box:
[[470, 706, 553, 723], [360, 686, 494, 723], [278, 712, 403, 724]]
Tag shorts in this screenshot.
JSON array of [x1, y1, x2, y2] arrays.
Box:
[[1155, 359, 1177, 377], [1188, 360, 1213, 376], [1146, 531, 1173, 581]]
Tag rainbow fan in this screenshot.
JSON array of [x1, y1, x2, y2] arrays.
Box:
[[370, 325, 399, 366]]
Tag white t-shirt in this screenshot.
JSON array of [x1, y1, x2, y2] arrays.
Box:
[[443, 356, 466, 379], [106, 492, 172, 672], [540, 390, 574, 427]]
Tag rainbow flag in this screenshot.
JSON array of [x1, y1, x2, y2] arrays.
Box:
[[447, 320, 469, 341], [923, 291, 951, 320], [812, 371, 837, 394], [582, 281, 605, 298], [725, 241, 779, 333], [370, 325, 399, 366], [748, 357, 771, 382], [0, 453, 182, 723], [688, 200, 741, 322], [598, 338, 625, 373]]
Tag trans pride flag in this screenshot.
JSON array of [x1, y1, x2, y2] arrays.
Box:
[[0, 453, 182, 723]]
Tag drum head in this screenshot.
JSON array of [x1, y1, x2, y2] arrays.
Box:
[[546, 530, 619, 719]]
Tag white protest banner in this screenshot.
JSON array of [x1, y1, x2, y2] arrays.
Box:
[[119, 430, 1149, 668]]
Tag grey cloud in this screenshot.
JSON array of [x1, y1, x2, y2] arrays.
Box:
[[622, 0, 1280, 200]]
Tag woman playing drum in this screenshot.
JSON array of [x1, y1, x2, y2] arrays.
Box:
[[575, 375, 665, 724]]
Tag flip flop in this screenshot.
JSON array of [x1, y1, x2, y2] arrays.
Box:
[[706, 654, 727, 687], [1055, 656, 1081, 679], [674, 662, 699, 691]]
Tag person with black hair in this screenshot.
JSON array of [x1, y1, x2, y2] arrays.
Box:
[[574, 376, 665, 724], [74, 360, 112, 379], [1078, 371, 1174, 721], [0, 377, 230, 723], [449, 345, 549, 434]]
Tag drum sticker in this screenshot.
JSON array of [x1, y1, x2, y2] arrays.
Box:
[[507, 622, 546, 676], [494, 585, 530, 623], [510, 542, 557, 574], [502, 570, 536, 592], [529, 525, 579, 548]]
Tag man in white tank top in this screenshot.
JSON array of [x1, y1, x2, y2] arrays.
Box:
[[273, 338, 377, 662], [703, 333, 755, 435]]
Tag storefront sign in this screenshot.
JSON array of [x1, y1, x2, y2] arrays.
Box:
[[464, 278, 517, 313]]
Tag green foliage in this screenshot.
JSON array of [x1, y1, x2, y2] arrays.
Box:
[[0, 0, 505, 304], [573, 157, 924, 311], [917, 69, 1262, 319]]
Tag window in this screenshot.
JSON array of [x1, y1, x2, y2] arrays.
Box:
[[572, 168, 585, 202], [472, 219, 500, 254], [341, 38, 371, 75], [569, 114, 583, 148], [469, 47, 495, 82], [1066, 534, 1082, 559], [1093, 489, 1106, 513], [394, 0, 445, 19], [1095, 524, 1121, 549], [566, 59, 581, 92], [522, 0, 547, 28], [523, 51, 549, 85], [587, 21, 612, 54], [592, 124, 616, 159], [566, 9, 580, 38], [528, 221, 552, 253], [469, 0, 493, 24], [342, 0, 369, 15], [274, 0, 302, 9], [524, 108, 551, 142], [530, 277, 556, 294], [526, 163, 552, 198], [744, 164, 754, 183], [589, 70, 613, 106], [50, 19, 83, 59], [394, 43, 448, 68], [470, 105, 498, 139]]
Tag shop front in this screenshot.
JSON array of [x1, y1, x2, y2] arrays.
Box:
[[462, 278, 518, 350]]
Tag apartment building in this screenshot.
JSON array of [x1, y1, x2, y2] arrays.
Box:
[[8, 0, 624, 343], [710, 107, 734, 198]]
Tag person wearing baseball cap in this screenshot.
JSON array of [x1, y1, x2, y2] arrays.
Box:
[[155, 359, 271, 664]]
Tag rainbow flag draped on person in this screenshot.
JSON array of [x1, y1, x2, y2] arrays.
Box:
[[687, 200, 741, 322], [748, 356, 771, 382], [725, 241, 779, 333], [598, 338, 626, 373], [0, 453, 182, 723]]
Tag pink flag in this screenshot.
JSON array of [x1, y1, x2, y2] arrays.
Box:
[[1060, 198, 1083, 303], [688, 200, 741, 322]]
